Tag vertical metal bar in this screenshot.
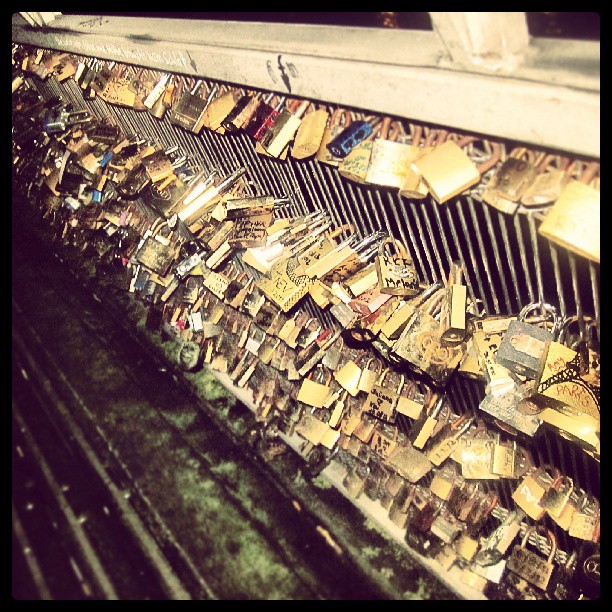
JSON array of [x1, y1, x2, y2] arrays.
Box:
[[407, 200, 440, 281], [393, 201, 431, 284], [481, 204, 513, 313], [430, 204, 455, 271], [496, 210, 523, 313], [466, 197, 500, 313], [420, 205, 447, 280], [454, 200, 492, 314], [513, 214, 536, 305], [589, 261, 600, 337], [548, 244, 568, 321], [568, 254, 585, 338]]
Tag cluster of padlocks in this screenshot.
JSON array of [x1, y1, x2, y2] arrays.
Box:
[[12, 44, 600, 600]]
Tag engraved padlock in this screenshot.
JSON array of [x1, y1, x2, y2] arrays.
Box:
[[482, 147, 539, 215], [375, 235, 420, 297]]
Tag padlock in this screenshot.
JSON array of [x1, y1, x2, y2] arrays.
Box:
[[506, 526, 558, 592], [398, 127, 441, 200], [169, 79, 210, 132], [290, 104, 330, 159], [365, 119, 423, 189], [454, 533, 480, 563], [388, 482, 416, 528], [412, 136, 501, 204], [337, 120, 382, 183], [569, 495, 600, 542], [496, 302, 557, 379], [326, 114, 381, 159], [546, 550, 581, 600], [430, 508, 463, 544], [356, 357, 383, 394], [363, 369, 404, 424], [482, 147, 539, 215], [333, 353, 365, 397], [296, 366, 333, 409], [535, 314, 600, 420], [199, 86, 240, 132], [520, 153, 571, 208], [316, 109, 352, 166], [141, 149, 174, 184], [222, 90, 260, 133], [244, 94, 286, 141], [426, 414, 473, 466], [538, 475, 574, 519], [511, 465, 558, 520], [430, 464, 461, 501], [440, 273, 468, 346], [409, 393, 446, 449], [374, 235, 420, 297], [538, 162, 600, 262], [459, 433, 499, 480], [261, 99, 310, 157]]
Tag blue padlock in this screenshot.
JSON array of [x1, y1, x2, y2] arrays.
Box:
[[326, 117, 380, 158]]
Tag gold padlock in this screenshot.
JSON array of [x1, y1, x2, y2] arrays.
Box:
[[296, 367, 333, 408], [333, 354, 365, 397], [511, 466, 557, 520], [365, 119, 422, 189], [538, 163, 600, 262], [261, 99, 310, 158], [397, 125, 435, 199], [413, 137, 500, 204], [520, 154, 570, 208], [291, 105, 330, 159], [506, 526, 557, 591]]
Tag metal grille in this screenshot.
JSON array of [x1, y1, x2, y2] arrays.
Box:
[[27, 63, 599, 566]]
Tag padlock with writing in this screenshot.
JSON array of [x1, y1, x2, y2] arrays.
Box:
[[427, 414, 473, 466], [506, 526, 558, 592], [261, 99, 310, 158], [511, 465, 558, 520], [337, 120, 382, 183], [375, 235, 420, 296], [363, 369, 403, 424], [170, 80, 211, 133], [538, 475, 574, 519], [482, 147, 538, 215], [569, 495, 600, 542], [245, 94, 287, 141], [365, 119, 422, 189]]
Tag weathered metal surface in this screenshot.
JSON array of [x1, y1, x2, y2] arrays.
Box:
[[11, 13, 600, 157]]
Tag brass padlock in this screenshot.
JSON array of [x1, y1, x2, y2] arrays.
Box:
[[511, 466, 558, 520], [375, 236, 420, 297], [482, 147, 538, 215], [365, 119, 422, 189], [506, 526, 557, 592], [397, 125, 436, 199], [296, 366, 333, 408], [363, 369, 402, 423], [538, 475, 574, 519], [356, 357, 383, 394], [520, 153, 571, 208], [333, 353, 365, 397], [538, 162, 600, 262], [199, 86, 239, 132], [261, 99, 310, 158], [291, 105, 329, 159], [412, 137, 500, 204], [222, 91, 261, 132]]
